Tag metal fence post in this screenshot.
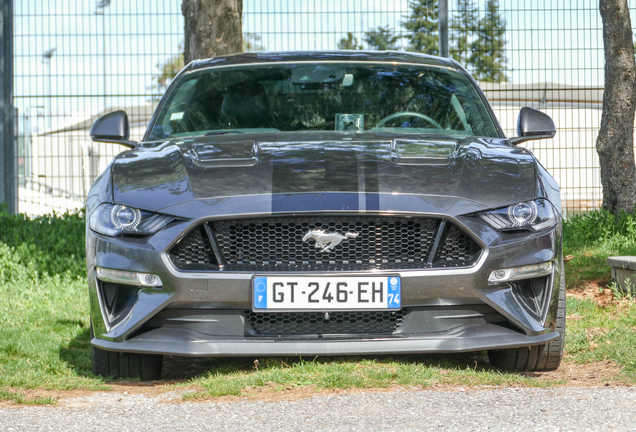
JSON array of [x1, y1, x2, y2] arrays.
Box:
[[0, 0, 16, 214], [439, 0, 449, 58]]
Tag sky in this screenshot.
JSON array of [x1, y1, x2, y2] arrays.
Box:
[[13, 0, 618, 133]]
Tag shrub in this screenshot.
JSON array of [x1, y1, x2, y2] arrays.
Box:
[[0, 206, 86, 280]]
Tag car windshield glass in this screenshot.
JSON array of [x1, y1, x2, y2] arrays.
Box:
[[148, 62, 499, 140]]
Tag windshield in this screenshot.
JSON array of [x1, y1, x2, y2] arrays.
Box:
[[148, 62, 499, 140]]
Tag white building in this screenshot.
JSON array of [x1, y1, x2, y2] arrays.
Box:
[[21, 105, 156, 215]]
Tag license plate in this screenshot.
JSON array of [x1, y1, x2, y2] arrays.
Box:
[[252, 276, 401, 311]]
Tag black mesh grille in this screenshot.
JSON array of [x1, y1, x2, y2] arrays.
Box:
[[246, 310, 405, 335], [213, 216, 439, 271], [168, 227, 218, 270], [432, 224, 482, 268]]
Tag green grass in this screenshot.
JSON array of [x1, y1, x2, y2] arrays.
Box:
[[0, 389, 56, 405], [0, 209, 109, 396], [0, 207, 635, 402], [180, 355, 563, 399], [563, 210, 636, 287], [565, 297, 636, 376]]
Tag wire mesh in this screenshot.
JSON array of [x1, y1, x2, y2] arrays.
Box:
[[12, 0, 615, 216]]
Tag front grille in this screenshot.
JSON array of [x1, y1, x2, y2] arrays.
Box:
[[168, 216, 482, 272], [246, 310, 405, 335], [213, 216, 439, 271]]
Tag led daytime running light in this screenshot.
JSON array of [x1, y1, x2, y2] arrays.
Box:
[[488, 262, 553, 284], [96, 267, 163, 287]]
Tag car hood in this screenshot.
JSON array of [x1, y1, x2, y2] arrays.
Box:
[[110, 133, 537, 217]]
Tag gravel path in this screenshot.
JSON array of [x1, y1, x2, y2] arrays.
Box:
[[1, 387, 636, 431]]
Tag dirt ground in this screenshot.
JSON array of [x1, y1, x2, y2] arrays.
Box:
[[2, 356, 625, 407]]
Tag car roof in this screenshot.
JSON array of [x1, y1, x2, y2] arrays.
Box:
[[185, 51, 458, 72]]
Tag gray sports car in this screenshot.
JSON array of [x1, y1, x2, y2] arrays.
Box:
[[86, 51, 564, 380]]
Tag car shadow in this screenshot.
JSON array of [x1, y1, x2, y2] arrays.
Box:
[[58, 326, 506, 382], [58, 325, 93, 376], [160, 352, 499, 381]]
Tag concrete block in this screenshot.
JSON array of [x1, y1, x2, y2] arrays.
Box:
[[607, 256, 636, 294]]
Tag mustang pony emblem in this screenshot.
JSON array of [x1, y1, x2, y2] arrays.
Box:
[[302, 230, 359, 253]]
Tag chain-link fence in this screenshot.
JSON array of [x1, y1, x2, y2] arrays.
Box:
[[13, 0, 614, 216]]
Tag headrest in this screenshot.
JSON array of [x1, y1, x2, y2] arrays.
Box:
[[221, 82, 271, 128]]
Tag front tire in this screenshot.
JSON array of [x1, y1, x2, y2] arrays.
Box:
[[90, 324, 163, 380], [488, 262, 566, 372]]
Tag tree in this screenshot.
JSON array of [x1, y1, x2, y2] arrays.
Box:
[[402, 0, 438, 55], [363, 26, 400, 50], [469, 0, 508, 82], [243, 33, 265, 52], [149, 31, 263, 100], [150, 52, 185, 97], [337, 32, 362, 50], [449, 0, 479, 66], [182, 0, 243, 63], [596, 0, 636, 213]]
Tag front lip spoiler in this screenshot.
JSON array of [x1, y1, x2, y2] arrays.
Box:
[[92, 324, 559, 357]]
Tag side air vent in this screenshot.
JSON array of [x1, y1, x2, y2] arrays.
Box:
[[168, 226, 219, 270], [431, 223, 482, 268], [510, 275, 552, 323]]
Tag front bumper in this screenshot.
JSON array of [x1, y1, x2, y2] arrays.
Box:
[[86, 205, 563, 356], [93, 323, 559, 356]]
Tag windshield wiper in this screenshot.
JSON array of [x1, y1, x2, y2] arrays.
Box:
[[205, 131, 243, 136]]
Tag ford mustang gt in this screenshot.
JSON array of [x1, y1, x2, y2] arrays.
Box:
[[86, 51, 564, 380]]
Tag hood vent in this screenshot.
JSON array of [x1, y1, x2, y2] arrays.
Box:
[[391, 139, 457, 166], [188, 141, 258, 167]]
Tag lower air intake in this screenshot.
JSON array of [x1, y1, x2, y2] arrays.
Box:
[[246, 310, 405, 335]]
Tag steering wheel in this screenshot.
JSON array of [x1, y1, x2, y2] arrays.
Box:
[[375, 111, 443, 129]]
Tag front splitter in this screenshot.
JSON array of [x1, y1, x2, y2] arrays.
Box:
[[92, 323, 559, 357]]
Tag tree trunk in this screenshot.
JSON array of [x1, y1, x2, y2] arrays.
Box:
[[597, 0, 636, 213], [182, 0, 243, 64]]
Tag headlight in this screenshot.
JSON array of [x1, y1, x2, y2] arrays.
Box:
[[89, 203, 175, 236], [478, 199, 557, 231]]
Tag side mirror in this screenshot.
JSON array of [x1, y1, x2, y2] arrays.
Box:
[[509, 107, 556, 145], [90, 110, 137, 148]]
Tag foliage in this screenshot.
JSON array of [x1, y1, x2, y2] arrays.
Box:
[[243, 33, 266, 52], [469, 0, 508, 82], [563, 209, 636, 286], [0, 209, 108, 398], [449, 0, 479, 66], [0, 206, 85, 279], [363, 26, 400, 50], [337, 32, 362, 50], [564, 209, 636, 251], [149, 33, 266, 100], [148, 43, 185, 101], [402, 0, 439, 54]]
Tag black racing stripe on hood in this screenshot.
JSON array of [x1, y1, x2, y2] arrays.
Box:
[[325, 146, 360, 192], [272, 193, 360, 212], [271, 145, 324, 194], [363, 147, 380, 211], [270, 143, 362, 212]]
